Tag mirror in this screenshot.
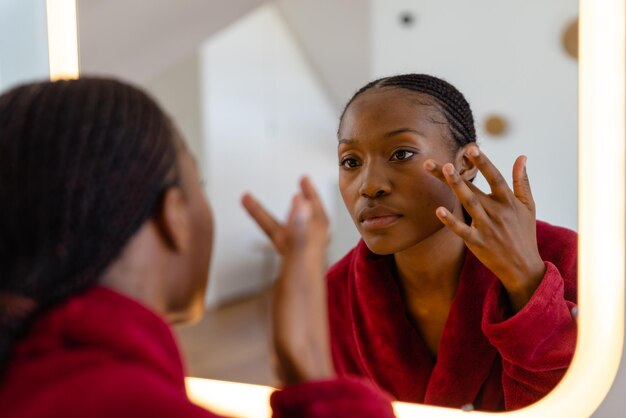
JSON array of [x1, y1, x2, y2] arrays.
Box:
[[76, 0, 584, 413]]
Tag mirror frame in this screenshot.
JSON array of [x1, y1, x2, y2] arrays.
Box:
[[48, 0, 625, 416]]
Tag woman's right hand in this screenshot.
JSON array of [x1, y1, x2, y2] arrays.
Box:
[[241, 177, 334, 384]]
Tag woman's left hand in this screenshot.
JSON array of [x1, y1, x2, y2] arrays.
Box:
[[242, 177, 334, 385], [425, 145, 546, 313]]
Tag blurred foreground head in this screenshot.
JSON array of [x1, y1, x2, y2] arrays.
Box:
[[0, 77, 213, 366]]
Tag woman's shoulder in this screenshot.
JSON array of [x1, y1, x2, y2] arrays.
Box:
[[536, 219, 577, 239], [78, 363, 214, 417], [326, 239, 381, 284], [326, 241, 363, 285], [535, 220, 577, 298], [535, 219, 578, 254], [1, 354, 211, 418]]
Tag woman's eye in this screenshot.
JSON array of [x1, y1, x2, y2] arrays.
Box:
[[391, 150, 416, 161], [340, 157, 359, 169]]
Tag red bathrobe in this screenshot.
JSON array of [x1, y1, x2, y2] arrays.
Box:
[[0, 286, 394, 418], [327, 220, 577, 411]]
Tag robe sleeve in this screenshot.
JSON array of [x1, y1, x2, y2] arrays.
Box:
[[78, 365, 223, 418], [270, 376, 395, 418], [482, 261, 577, 410]]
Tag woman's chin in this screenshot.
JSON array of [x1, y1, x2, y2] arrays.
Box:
[[361, 226, 443, 256], [167, 301, 205, 326], [362, 235, 404, 256]]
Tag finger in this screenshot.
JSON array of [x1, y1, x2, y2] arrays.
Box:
[[300, 176, 328, 222], [286, 194, 312, 248], [424, 159, 447, 183], [241, 193, 283, 240], [441, 163, 490, 222], [512, 155, 535, 211], [426, 159, 489, 204], [435, 206, 477, 242], [466, 146, 512, 198]]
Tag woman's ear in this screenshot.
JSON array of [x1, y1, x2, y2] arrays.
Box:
[[153, 187, 191, 253], [456, 144, 479, 182]]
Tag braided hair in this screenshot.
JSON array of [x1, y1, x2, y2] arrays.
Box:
[[339, 73, 476, 149], [0, 77, 181, 368]]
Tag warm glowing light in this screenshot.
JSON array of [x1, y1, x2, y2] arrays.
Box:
[[186, 378, 273, 418], [184, 0, 625, 416], [46, 0, 79, 80]]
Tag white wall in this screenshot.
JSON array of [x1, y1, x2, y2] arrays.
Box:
[[0, 0, 49, 93], [143, 52, 205, 168], [201, 3, 343, 306], [78, 0, 267, 84], [371, 0, 578, 231], [276, 0, 371, 110]]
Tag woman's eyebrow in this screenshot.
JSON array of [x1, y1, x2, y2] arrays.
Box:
[[338, 128, 423, 146], [384, 128, 424, 138]]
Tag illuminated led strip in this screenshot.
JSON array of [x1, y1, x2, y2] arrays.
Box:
[[46, 0, 79, 80], [186, 378, 273, 418]]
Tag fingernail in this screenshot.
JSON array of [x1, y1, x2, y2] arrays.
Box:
[[443, 164, 455, 175], [295, 202, 311, 224], [241, 193, 252, 205], [437, 207, 447, 217], [469, 147, 480, 157], [424, 161, 436, 171]]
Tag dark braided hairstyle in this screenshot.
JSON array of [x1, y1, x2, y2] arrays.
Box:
[[0, 77, 181, 368], [339, 73, 477, 150]]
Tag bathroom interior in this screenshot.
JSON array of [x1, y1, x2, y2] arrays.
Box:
[[0, 0, 624, 417]]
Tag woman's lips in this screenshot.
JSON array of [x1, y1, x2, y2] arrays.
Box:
[[358, 206, 403, 231], [360, 214, 402, 231]]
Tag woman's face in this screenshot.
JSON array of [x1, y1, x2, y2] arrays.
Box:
[[338, 87, 463, 255]]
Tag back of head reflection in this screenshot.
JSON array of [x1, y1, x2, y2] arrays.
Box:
[[328, 74, 578, 411], [0, 77, 395, 418]]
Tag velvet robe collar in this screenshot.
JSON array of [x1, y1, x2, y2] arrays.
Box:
[[347, 239, 499, 408]]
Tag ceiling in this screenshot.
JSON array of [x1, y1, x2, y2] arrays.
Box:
[[78, 0, 267, 83], [77, 0, 369, 109]]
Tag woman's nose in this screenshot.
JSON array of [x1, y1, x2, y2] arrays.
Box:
[[358, 164, 391, 198]]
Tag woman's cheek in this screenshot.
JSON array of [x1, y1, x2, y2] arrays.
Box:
[[339, 174, 360, 223], [405, 173, 455, 219]]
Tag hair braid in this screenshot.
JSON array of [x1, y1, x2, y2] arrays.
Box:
[[0, 77, 180, 369], [339, 73, 476, 148]]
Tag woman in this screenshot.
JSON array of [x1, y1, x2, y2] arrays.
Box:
[[0, 78, 394, 418], [244, 74, 577, 412]]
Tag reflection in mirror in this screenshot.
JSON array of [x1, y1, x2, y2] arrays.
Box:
[[77, 0, 579, 412]]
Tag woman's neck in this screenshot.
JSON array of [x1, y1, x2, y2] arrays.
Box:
[[393, 225, 467, 356], [393, 224, 467, 302]]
